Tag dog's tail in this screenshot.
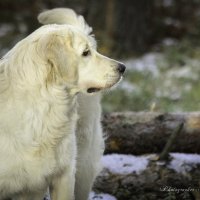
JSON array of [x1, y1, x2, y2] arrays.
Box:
[[38, 8, 92, 35]]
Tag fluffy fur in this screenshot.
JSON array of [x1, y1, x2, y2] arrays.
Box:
[[0, 8, 124, 200], [38, 8, 105, 200]]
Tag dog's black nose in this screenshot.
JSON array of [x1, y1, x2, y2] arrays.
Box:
[[117, 63, 126, 74]]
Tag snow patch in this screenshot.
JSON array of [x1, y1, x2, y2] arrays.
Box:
[[167, 67, 199, 80], [124, 53, 161, 77], [119, 81, 139, 93], [155, 85, 181, 100], [168, 153, 200, 173], [162, 38, 178, 46], [89, 192, 117, 200], [101, 154, 149, 175]]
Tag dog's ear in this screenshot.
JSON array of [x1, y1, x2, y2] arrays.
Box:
[[37, 32, 78, 85], [38, 8, 92, 35], [33, 33, 59, 84]]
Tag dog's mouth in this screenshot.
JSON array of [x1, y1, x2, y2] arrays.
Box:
[[87, 75, 123, 93], [87, 88, 101, 93]]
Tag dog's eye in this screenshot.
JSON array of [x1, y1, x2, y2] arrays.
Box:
[[82, 49, 91, 57]]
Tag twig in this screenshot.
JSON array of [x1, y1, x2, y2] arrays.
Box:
[[158, 122, 184, 161]]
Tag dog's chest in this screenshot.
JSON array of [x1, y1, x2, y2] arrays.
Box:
[[0, 123, 76, 196], [0, 94, 78, 195]]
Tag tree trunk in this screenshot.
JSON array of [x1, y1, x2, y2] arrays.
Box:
[[105, 0, 115, 38], [102, 112, 200, 155], [114, 0, 154, 55]]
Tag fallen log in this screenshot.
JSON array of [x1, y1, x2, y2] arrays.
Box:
[[102, 112, 200, 155], [93, 153, 200, 200]]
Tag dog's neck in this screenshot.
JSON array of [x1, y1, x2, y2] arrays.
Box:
[[34, 85, 78, 149]]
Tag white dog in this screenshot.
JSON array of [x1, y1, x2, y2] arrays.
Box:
[[0, 8, 125, 200], [37, 8, 115, 200]]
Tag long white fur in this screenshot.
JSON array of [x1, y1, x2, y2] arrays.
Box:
[[38, 8, 105, 200], [0, 25, 79, 200], [0, 7, 122, 200]]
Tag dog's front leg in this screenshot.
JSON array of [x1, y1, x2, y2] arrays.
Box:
[[50, 168, 75, 200]]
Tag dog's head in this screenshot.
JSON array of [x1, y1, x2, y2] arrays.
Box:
[[35, 25, 125, 94], [33, 8, 125, 94]]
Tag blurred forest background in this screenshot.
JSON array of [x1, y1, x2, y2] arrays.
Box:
[[1, 0, 200, 113]]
